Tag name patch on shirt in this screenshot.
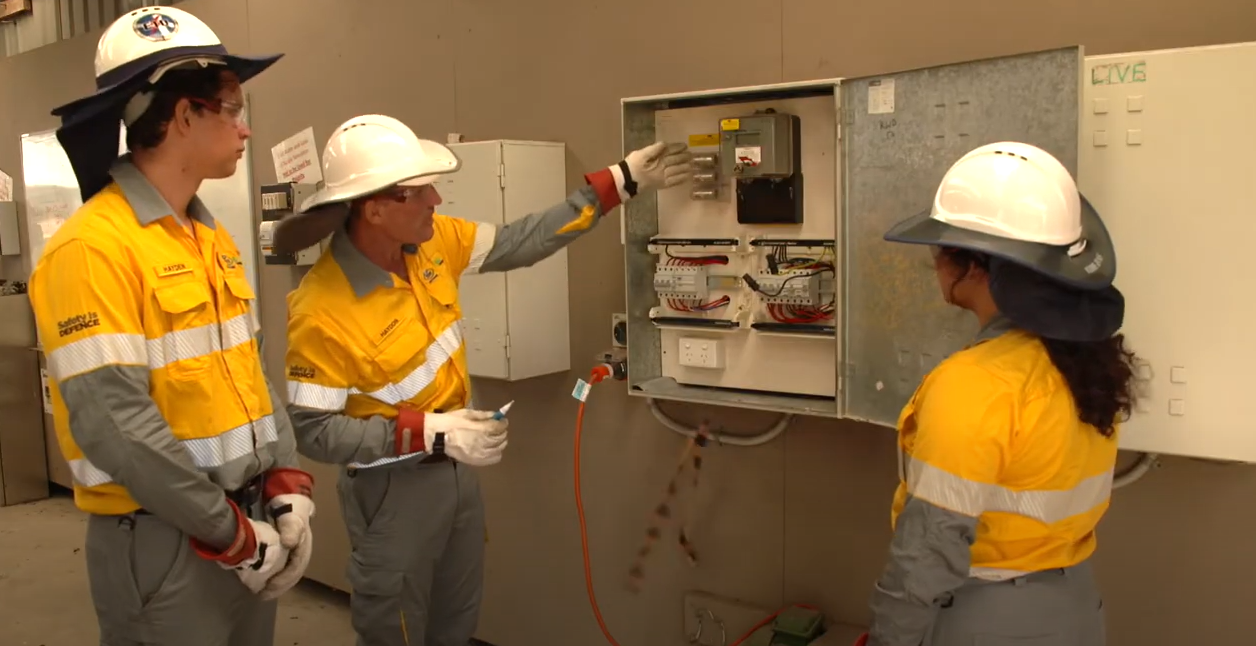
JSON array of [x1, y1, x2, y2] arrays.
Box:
[[157, 262, 193, 277], [379, 318, 402, 342]]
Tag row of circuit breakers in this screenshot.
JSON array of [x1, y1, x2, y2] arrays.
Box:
[[647, 110, 837, 337]]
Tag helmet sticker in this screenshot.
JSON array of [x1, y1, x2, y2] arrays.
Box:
[[133, 12, 179, 42]]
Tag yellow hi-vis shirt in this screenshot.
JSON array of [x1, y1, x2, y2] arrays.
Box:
[[30, 160, 284, 521], [284, 215, 484, 469], [891, 326, 1118, 580]]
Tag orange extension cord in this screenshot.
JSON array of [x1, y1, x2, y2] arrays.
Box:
[[574, 364, 623, 645], [573, 364, 824, 646]]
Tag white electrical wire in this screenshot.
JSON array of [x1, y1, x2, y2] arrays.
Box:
[[647, 398, 792, 447], [1112, 452, 1159, 489], [648, 397, 1163, 491]]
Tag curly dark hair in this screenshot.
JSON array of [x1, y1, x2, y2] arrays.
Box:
[[939, 247, 1138, 437]]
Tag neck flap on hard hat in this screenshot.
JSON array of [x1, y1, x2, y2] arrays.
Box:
[[53, 80, 141, 203]]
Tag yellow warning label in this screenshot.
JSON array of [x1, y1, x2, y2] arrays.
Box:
[[719, 118, 741, 131], [687, 133, 720, 147]]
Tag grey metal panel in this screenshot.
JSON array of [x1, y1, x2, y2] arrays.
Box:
[[840, 47, 1083, 427], [0, 294, 36, 348], [0, 345, 49, 506], [621, 99, 663, 395]]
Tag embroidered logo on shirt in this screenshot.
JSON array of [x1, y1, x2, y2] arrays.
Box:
[[218, 253, 243, 270], [432, 255, 444, 266], [158, 262, 192, 277], [57, 312, 100, 338], [422, 268, 439, 283], [288, 365, 315, 380]]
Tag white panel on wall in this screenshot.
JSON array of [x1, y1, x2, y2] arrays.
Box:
[[1080, 42, 1256, 462]]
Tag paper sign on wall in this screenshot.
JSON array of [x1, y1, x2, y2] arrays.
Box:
[[0, 169, 12, 202], [270, 127, 323, 185], [868, 78, 896, 115]]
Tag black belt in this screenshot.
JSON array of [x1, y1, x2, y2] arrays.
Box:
[[130, 473, 265, 516]]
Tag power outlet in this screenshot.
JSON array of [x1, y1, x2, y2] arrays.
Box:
[[678, 336, 724, 369], [683, 591, 773, 646], [612, 313, 628, 348]]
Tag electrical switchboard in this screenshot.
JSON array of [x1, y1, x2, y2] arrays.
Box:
[[620, 47, 1084, 422]]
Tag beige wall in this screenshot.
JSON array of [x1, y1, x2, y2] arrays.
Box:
[[2, 1, 1256, 644]]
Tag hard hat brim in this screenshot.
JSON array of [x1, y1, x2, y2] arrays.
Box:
[[52, 49, 283, 123], [883, 193, 1117, 291], [270, 166, 460, 255], [270, 203, 351, 256], [51, 49, 282, 203]]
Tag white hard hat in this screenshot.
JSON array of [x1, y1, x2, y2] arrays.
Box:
[[883, 141, 1116, 290], [52, 6, 282, 201], [299, 115, 461, 213], [270, 115, 462, 254], [55, 6, 282, 120]]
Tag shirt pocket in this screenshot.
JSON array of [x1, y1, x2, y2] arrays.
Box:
[[365, 320, 432, 407], [222, 272, 259, 350], [425, 270, 462, 315], [151, 279, 215, 380]]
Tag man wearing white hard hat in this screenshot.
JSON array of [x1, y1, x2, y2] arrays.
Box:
[[29, 6, 315, 645], [851, 142, 1134, 646], [277, 114, 692, 645]]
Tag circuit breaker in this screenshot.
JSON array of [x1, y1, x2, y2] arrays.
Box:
[[258, 182, 320, 266]]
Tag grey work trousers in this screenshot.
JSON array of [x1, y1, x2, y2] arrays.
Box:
[[85, 511, 277, 646], [338, 456, 486, 646], [925, 560, 1106, 646]]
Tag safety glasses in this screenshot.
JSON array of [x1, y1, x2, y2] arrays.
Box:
[[189, 96, 248, 127]]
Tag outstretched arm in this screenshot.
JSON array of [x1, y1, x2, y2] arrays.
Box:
[[452, 142, 693, 275]]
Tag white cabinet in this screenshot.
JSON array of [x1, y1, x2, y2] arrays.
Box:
[[432, 140, 572, 381], [1080, 42, 1256, 462]]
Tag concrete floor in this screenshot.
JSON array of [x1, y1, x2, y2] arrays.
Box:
[[0, 492, 356, 646]]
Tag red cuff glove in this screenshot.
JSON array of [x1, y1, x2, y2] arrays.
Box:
[[190, 499, 257, 566], [584, 167, 623, 213], [263, 468, 316, 551], [263, 467, 314, 500], [395, 408, 427, 456]]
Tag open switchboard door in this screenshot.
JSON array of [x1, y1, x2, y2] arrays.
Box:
[[840, 47, 1084, 427]]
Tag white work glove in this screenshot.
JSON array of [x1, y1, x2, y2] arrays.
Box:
[[610, 142, 694, 200], [260, 527, 313, 601], [267, 493, 316, 549], [231, 519, 291, 594], [424, 409, 509, 466]]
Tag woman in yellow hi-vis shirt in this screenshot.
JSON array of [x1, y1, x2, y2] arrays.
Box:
[[855, 142, 1139, 646]]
